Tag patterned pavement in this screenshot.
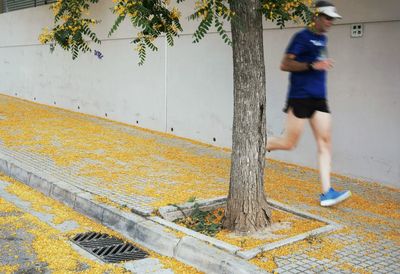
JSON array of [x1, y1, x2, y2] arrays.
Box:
[[0, 94, 399, 273]]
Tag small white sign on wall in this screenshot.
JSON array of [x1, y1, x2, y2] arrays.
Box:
[[351, 24, 364, 38]]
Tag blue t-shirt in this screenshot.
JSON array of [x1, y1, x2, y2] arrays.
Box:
[[286, 28, 328, 99]]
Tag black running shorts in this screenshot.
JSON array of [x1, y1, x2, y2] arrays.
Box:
[[283, 98, 330, 118]]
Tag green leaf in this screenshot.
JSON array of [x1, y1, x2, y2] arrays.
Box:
[[109, 15, 126, 37]]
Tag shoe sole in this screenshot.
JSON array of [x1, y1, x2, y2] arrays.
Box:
[[320, 191, 351, 207]]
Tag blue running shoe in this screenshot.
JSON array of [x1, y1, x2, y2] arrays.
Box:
[[320, 188, 351, 206]]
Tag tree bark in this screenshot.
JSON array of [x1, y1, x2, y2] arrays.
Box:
[[223, 0, 271, 234]]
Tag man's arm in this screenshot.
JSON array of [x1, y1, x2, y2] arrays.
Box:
[[280, 54, 333, 72]]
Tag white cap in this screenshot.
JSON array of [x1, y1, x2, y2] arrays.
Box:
[[317, 6, 342, 19]]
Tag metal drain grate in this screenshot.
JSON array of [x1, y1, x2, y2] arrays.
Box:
[[71, 232, 148, 263]]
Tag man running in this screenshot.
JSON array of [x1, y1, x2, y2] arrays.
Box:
[[266, 0, 351, 206]]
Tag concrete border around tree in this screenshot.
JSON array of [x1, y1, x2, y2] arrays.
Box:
[[156, 197, 343, 260]]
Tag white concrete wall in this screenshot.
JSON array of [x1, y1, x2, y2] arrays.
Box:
[[0, 0, 399, 187]]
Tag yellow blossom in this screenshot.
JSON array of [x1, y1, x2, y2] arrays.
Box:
[[38, 28, 54, 44], [170, 7, 181, 20]]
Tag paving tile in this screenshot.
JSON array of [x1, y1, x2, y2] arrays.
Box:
[[292, 268, 305, 273]]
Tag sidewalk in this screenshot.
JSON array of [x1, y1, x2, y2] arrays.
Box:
[[0, 94, 399, 273]]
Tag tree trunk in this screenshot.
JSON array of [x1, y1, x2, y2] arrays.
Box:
[[223, 0, 271, 234]]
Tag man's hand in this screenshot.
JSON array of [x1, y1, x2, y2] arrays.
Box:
[[311, 59, 334, 71]]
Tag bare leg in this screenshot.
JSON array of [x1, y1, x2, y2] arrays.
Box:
[[310, 111, 332, 194], [267, 109, 306, 151]]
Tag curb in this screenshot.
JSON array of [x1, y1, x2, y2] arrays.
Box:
[[0, 152, 267, 274]]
